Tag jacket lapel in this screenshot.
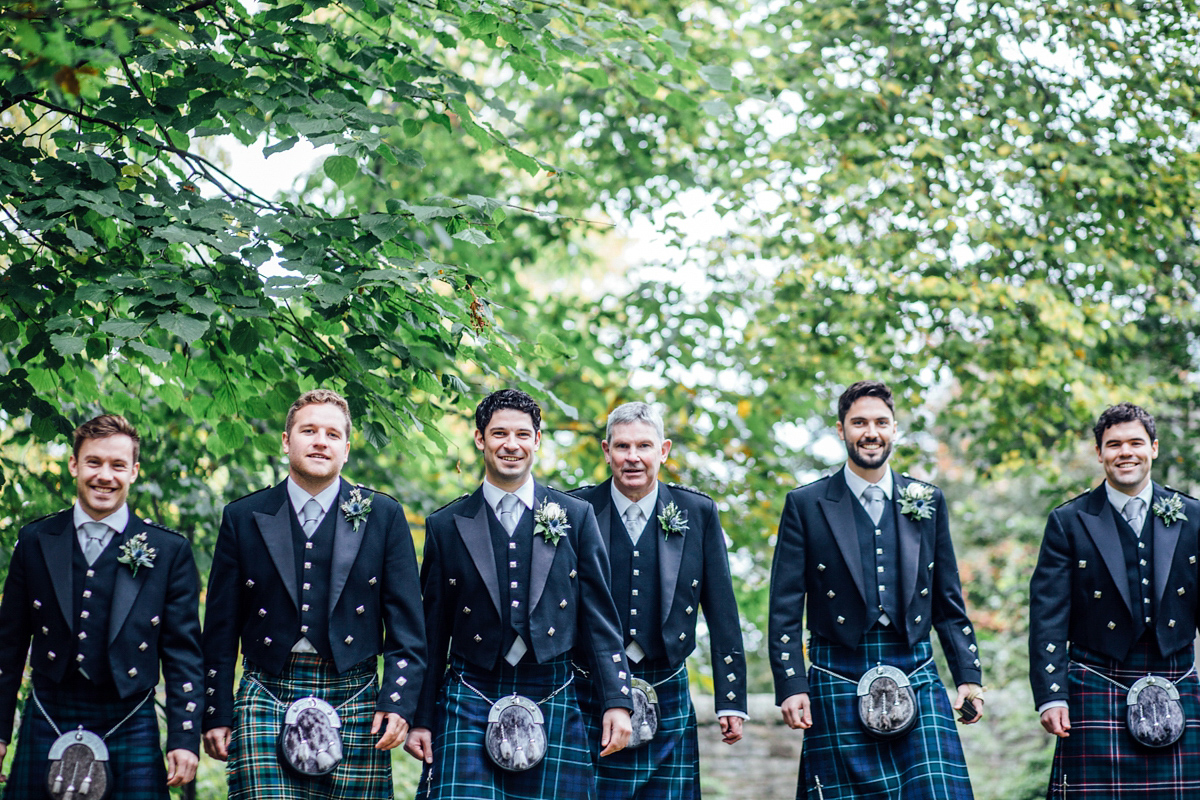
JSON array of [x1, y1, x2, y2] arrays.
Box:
[[1080, 484, 1134, 613], [329, 479, 365, 616], [657, 484, 683, 622], [253, 482, 298, 608], [893, 472, 923, 611], [819, 470, 866, 603], [39, 511, 76, 630], [1151, 482, 1182, 608], [108, 517, 145, 643], [594, 480, 614, 555], [455, 488, 502, 618], [528, 484, 558, 614]]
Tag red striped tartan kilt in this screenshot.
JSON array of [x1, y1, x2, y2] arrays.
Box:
[[1049, 639, 1200, 798]]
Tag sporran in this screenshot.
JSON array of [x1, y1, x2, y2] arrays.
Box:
[[278, 696, 345, 776], [1126, 674, 1186, 748], [627, 677, 660, 749], [485, 695, 547, 772], [855, 664, 918, 740]]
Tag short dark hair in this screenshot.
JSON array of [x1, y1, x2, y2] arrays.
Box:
[[1093, 402, 1156, 446], [286, 389, 352, 437], [73, 414, 141, 463], [475, 389, 542, 434], [837, 380, 895, 425]]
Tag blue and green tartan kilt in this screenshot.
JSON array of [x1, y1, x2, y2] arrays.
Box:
[[577, 659, 699, 800], [4, 680, 167, 800], [226, 653, 390, 800], [419, 654, 595, 800], [798, 626, 974, 800], [1048, 640, 1200, 798]]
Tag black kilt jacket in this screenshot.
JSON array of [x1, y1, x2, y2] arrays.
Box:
[[414, 483, 633, 729], [1029, 482, 1200, 707], [202, 479, 426, 728], [0, 509, 203, 753], [569, 479, 748, 715], [768, 469, 982, 703]]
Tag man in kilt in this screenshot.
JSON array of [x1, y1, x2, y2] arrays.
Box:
[[0, 414, 203, 797], [569, 401, 747, 799], [1030, 402, 1200, 797], [769, 380, 984, 800], [405, 389, 634, 799], [202, 389, 426, 799]]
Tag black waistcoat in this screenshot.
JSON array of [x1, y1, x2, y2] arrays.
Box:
[[291, 508, 337, 659], [609, 511, 666, 661], [71, 535, 120, 686], [1115, 510, 1155, 643], [853, 498, 904, 635], [488, 504, 533, 646]]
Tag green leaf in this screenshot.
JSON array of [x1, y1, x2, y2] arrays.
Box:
[[453, 228, 494, 247], [49, 334, 85, 356], [698, 65, 733, 91], [64, 228, 97, 250], [323, 155, 358, 187], [99, 319, 149, 338], [127, 340, 172, 363], [230, 320, 260, 355], [157, 312, 209, 343], [217, 418, 250, 448]]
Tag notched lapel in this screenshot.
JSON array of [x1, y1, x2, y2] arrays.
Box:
[[455, 491, 501, 617], [1080, 489, 1133, 613], [819, 474, 865, 602], [109, 522, 146, 643], [893, 475, 922, 610], [657, 485, 684, 621], [254, 497, 298, 607], [329, 481, 366, 616], [529, 484, 557, 613], [40, 515, 76, 630], [1151, 485, 1182, 607]]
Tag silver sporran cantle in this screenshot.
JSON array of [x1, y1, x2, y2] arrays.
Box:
[[856, 664, 918, 739], [485, 695, 547, 772], [627, 678, 660, 749], [46, 726, 111, 800], [1126, 675, 1186, 748], [278, 696, 344, 776]]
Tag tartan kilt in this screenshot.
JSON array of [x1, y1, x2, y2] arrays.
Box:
[[799, 626, 974, 800], [226, 653, 390, 800], [4, 681, 167, 800], [419, 654, 594, 800], [577, 660, 699, 800], [1048, 640, 1200, 798]]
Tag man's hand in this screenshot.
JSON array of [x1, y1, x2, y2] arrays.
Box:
[[781, 693, 812, 730], [953, 683, 985, 725], [718, 715, 743, 745], [599, 708, 632, 757], [165, 749, 198, 787], [0, 740, 7, 782], [1041, 707, 1071, 738], [202, 727, 232, 761], [372, 711, 409, 750], [404, 727, 434, 763]]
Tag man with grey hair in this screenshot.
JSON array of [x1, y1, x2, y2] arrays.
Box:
[[571, 401, 747, 799]]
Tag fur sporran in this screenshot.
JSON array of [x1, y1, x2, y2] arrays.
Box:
[[1126, 675, 1186, 748], [277, 696, 344, 776], [485, 695, 547, 772], [627, 677, 660, 749], [46, 727, 111, 800], [856, 664, 918, 739]]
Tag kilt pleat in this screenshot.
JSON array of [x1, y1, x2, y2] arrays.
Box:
[[226, 653, 390, 800], [798, 627, 974, 800], [419, 654, 594, 800], [4, 683, 167, 800], [577, 660, 699, 800], [1048, 640, 1200, 798]]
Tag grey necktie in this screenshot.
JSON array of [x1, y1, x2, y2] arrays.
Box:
[[301, 498, 322, 538], [499, 493, 520, 535], [863, 485, 886, 526], [623, 505, 644, 543], [1123, 497, 1146, 536], [81, 521, 109, 565]]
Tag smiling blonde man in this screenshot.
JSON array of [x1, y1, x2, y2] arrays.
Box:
[[1030, 403, 1200, 798]]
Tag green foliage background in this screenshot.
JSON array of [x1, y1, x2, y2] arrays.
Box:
[[3, 0, 1200, 797]]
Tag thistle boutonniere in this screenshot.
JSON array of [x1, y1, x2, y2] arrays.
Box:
[[534, 499, 570, 546], [1153, 493, 1188, 527], [657, 502, 689, 540], [340, 487, 372, 532], [898, 482, 936, 521], [118, 532, 157, 577]]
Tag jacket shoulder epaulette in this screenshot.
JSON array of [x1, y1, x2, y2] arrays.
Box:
[[145, 519, 186, 537], [899, 472, 940, 490], [1162, 486, 1198, 501], [668, 483, 714, 501], [230, 484, 275, 504], [429, 493, 470, 515], [566, 484, 596, 495], [355, 483, 398, 504], [1053, 489, 1093, 511]]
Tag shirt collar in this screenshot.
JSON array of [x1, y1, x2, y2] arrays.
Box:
[[287, 476, 342, 517], [1105, 480, 1154, 517], [843, 463, 893, 501], [610, 481, 659, 522], [72, 502, 130, 533], [482, 476, 535, 513]]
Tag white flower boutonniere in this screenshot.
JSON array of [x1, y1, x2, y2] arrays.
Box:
[[657, 502, 689, 540], [898, 482, 936, 521], [118, 532, 157, 577], [1153, 493, 1188, 527], [534, 499, 570, 546], [341, 487, 373, 532]]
